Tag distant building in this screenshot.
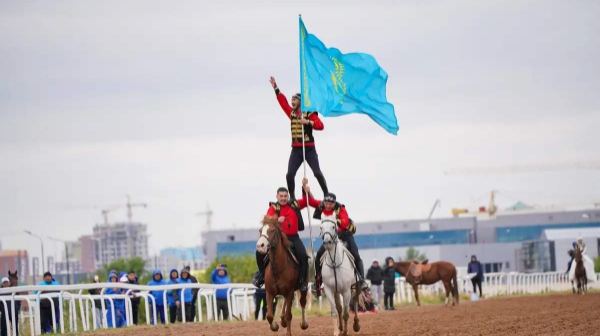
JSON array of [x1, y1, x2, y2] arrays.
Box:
[[155, 247, 207, 273], [93, 222, 149, 269], [0, 250, 29, 283], [79, 235, 97, 273]]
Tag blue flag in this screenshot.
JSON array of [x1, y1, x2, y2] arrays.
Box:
[[299, 17, 398, 135]]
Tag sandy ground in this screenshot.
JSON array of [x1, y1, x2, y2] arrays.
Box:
[[92, 292, 600, 336]]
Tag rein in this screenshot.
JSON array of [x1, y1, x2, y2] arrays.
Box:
[[321, 219, 345, 293], [263, 222, 292, 294]]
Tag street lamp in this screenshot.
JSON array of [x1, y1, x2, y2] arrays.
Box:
[[47, 236, 71, 285], [24, 230, 45, 273]]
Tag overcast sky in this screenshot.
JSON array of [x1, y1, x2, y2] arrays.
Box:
[[1, 0, 599, 269]]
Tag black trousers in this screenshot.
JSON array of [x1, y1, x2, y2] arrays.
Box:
[[254, 293, 278, 320], [471, 278, 483, 296], [256, 234, 309, 283], [0, 307, 18, 336], [169, 306, 178, 324], [131, 298, 140, 325], [177, 304, 192, 322], [190, 298, 197, 322], [287, 147, 328, 198], [216, 299, 229, 320], [40, 306, 55, 334], [316, 231, 363, 277], [384, 293, 394, 308]]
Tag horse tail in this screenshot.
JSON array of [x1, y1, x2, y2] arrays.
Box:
[[452, 268, 459, 304]]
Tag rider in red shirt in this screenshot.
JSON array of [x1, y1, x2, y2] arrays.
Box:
[[302, 179, 368, 295], [253, 186, 309, 293]]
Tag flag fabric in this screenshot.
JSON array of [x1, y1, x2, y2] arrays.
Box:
[[299, 17, 398, 135]]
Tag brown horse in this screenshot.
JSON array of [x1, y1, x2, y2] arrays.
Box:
[[394, 260, 459, 307], [7, 270, 19, 287], [574, 247, 587, 294], [257, 216, 308, 336]]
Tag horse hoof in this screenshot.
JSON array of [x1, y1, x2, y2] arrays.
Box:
[[301, 322, 309, 330], [281, 320, 287, 328], [270, 323, 279, 332], [353, 322, 360, 332]]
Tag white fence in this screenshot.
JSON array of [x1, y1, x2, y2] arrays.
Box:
[[1, 272, 599, 336], [392, 272, 600, 303]]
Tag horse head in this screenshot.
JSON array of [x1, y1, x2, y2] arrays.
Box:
[[575, 246, 583, 263], [409, 259, 427, 284], [256, 215, 284, 255], [8, 270, 19, 287], [320, 219, 338, 250]]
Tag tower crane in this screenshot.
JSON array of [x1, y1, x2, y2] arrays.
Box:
[[126, 195, 147, 223]]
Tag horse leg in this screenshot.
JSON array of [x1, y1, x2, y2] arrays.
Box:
[[413, 284, 421, 307], [442, 281, 451, 307], [285, 293, 294, 336], [300, 291, 308, 330], [334, 292, 344, 332], [341, 290, 351, 336], [352, 288, 360, 332], [324, 286, 340, 336], [266, 292, 279, 332], [280, 295, 287, 329]]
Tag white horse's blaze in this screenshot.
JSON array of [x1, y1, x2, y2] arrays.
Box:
[[256, 225, 270, 254]]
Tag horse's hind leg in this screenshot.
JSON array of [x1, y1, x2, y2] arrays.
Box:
[[300, 291, 308, 330], [442, 281, 451, 307], [266, 292, 279, 332], [285, 293, 294, 336]]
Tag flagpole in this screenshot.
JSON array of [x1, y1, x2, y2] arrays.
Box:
[[299, 13, 317, 285]]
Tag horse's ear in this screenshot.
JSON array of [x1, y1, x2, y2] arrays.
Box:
[[14, 270, 18, 275], [422, 259, 429, 265], [8, 270, 12, 276]]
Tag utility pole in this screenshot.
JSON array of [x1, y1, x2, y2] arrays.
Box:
[[48, 236, 71, 284], [24, 230, 45, 273]]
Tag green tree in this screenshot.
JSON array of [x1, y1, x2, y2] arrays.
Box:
[[400, 247, 427, 262], [80, 257, 148, 283], [199, 254, 257, 284]]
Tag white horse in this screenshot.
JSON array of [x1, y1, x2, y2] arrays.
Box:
[[320, 218, 360, 336]]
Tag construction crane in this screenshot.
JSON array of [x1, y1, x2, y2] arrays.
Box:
[[126, 195, 147, 223], [101, 205, 122, 225], [196, 203, 213, 232], [452, 190, 498, 217]]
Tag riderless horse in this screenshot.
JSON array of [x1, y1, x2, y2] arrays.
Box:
[[394, 259, 459, 307]]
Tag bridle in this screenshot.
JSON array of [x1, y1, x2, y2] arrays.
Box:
[[260, 222, 292, 293], [321, 219, 345, 293]]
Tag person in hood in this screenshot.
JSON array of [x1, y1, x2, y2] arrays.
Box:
[[382, 257, 396, 311], [467, 255, 484, 297], [105, 272, 126, 328], [126, 271, 141, 325], [147, 270, 166, 325], [177, 268, 194, 322], [366, 259, 384, 309], [184, 266, 199, 322], [211, 264, 231, 320], [87, 275, 104, 330], [37, 272, 60, 334], [166, 269, 180, 324]]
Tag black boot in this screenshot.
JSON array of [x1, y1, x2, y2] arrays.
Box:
[[356, 260, 369, 291], [298, 258, 308, 293], [254, 251, 266, 288]]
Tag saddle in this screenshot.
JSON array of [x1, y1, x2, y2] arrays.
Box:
[[409, 259, 432, 278]]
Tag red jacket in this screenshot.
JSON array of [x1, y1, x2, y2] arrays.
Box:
[[307, 195, 350, 232], [277, 93, 324, 147], [266, 198, 309, 236]]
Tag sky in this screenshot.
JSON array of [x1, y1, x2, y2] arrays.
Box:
[[1, 0, 599, 271]]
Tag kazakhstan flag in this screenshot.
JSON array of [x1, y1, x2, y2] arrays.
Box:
[[299, 17, 398, 135]]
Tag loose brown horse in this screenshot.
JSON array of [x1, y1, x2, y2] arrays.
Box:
[[574, 247, 587, 294], [394, 260, 459, 306], [256, 216, 308, 336]]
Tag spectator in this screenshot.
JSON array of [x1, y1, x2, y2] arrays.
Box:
[[566, 249, 575, 274], [105, 273, 126, 328], [36, 272, 60, 334], [382, 257, 396, 310], [147, 270, 166, 325], [211, 264, 231, 320], [126, 271, 141, 325], [178, 268, 194, 322], [366, 259, 383, 308], [468, 255, 484, 297], [349, 290, 376, 314], [87, 275, 104, 329], [184, 266, 199, 322], [0, 277, 19, 336], [166, 269, 180, 324]]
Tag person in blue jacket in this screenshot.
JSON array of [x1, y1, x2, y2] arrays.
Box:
[[147, 270, 166, 325], [37, 272, 60, 334], [166, 269, 180, 324], [105, 273, 126, 328], [211, 264, 231, 320], [178, 268, 194, 322]]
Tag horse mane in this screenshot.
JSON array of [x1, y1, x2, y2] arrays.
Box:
[[262, 215, 290, 248]]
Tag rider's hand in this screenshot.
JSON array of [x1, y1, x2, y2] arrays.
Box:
[[278, 216, 285, 223], [300, 118, 310, 125], [303, 186, 311, 195], [302, 178, 308, 186], [269, 76, 277, 89]]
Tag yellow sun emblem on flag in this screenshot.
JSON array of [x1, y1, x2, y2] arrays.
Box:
[[330, 57, 347, 104]]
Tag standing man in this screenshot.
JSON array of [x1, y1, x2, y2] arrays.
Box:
[[36, 272, 60, 334], [126, 271, 141, 325], [184, 266, 199, 322], [366, 259, 384, 308], [468, 255, 484, 297], [270, 76, 329, 200], [211, 264, 231, 320]]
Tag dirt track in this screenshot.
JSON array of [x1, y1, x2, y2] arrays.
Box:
[[94, 293, 600, 336]]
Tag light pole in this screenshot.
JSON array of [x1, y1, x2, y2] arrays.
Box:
[[48, 236, 71, 285], [24, 230, 45, 273]]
